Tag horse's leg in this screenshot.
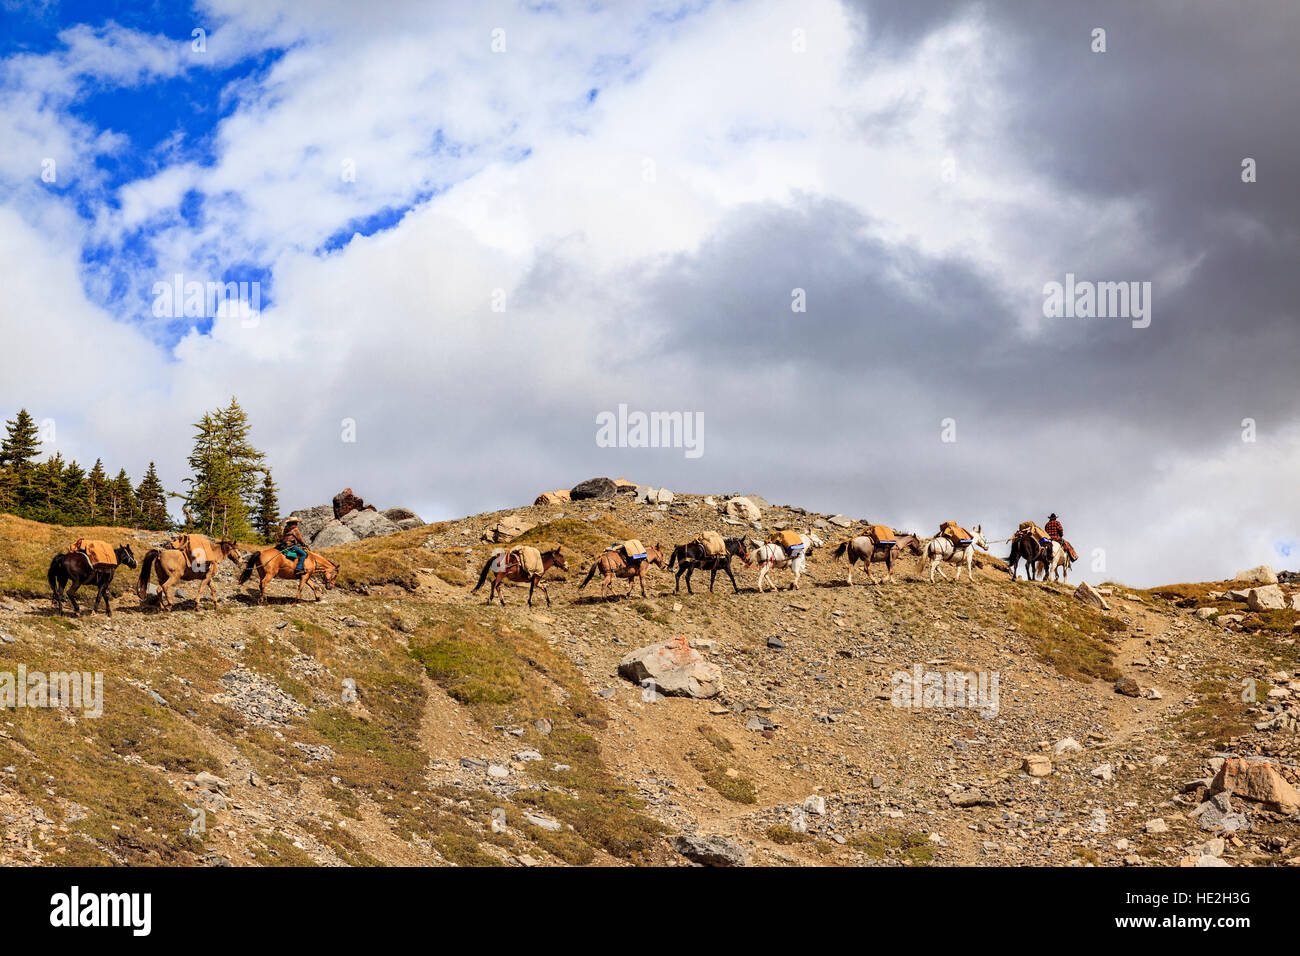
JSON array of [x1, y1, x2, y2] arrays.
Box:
[[527, 576, 536, 607], [846, 554, 854, 586], [67, 579, 82, 615]]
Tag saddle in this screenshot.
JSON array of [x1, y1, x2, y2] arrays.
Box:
[[939, 521, 972, 545], [512, 545, 544, 576], [866, 525, 897, 545], [620, 539, 647, 561], [694, 531, 726, 558], [168, 533, 214, 568], [69, 538, 116, 567], [767, 529, 804, 551]]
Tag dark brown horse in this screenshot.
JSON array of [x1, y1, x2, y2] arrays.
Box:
[[666, 537, 744, 594], [1007, 533, 1045, 581], [48, 543, 137, 617], [832, 534, 924, 585], [578, 543, 666, 599], [473, 546, 568, 607]]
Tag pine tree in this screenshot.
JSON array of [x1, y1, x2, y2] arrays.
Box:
[[184, 399, 266, 539], [30, 453, 64, 521], [135, 462, 169, 530], [0, 409, 41, 510], [87, 458, 107, 522], [107, 469, 137, 526], [61, 459, 88, 522], [254, 470, 281, 542]]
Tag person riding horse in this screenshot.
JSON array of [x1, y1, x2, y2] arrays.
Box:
[[1045, 513, 1063, 543], [279, 518, 309, 576]]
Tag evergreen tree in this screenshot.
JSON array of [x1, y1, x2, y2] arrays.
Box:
[[87, 458, 107, 522], [30, 453, 64, 520], [254, 470, 281, 542], [107, 468, 137, 526], [184, 399, 266, 539], [61, 459, 88, 522], [135, 462, 169, 530], [0, 409, 41, 509]]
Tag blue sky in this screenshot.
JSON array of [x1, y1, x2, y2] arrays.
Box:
[[1, 0, 1297, 586]]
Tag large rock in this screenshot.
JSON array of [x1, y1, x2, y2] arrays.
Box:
[[570, 477, 617, 501], [484, 514, 536, 543], [343, 509, 402, 539], [1234, 565, 1278, 585], [638, 486, 674, 505], [534, 490, 570, 506], [672, 833, 749, 867], [1073, 580, 1111, 610], [618, 636, 722, 699], [312, 519, 360, 549], [1210, 756, 1300, 813], [289, 505, 334, 543], [381, 507, 425, 531], [722, 496, 761, 522], [1246, 585, 1285, 611]]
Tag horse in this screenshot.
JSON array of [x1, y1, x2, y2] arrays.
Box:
[[48, 544, 137, 617], [1006, 533, 1044, 581], [738, 532, 824, 591], [666, 537, 745, 594], [137, 539, 242, 610], [921, 525, 988, 584], [832, 533, 924, 585], [472, 546, 568, 607], [238, 547, 340, 604], [578, 543, 666, 599], [1038, 539, 1073, 583]]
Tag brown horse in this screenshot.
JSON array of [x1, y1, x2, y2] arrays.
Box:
[[472, 546, 568, 607], [578, 543, 665, 599], [137, 539, 242, 610], [831, 533, 924, 585], [238, 547, 340, 604]]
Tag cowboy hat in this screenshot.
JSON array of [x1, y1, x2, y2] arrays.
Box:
[[1047, 513, 1058, 520], [284, 518, 300, 526]]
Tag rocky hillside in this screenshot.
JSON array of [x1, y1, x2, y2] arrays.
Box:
[[0, 491, 1297, 867]]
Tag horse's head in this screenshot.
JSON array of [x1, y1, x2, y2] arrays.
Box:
[[116, 544, 137, 569], [220, 540, 242, 562], [323, 558, 340, 588], [972, 525, 988, 550], [735, 539, 754, 566], [547, 545, 568, 572], [648, 543, 666, 568]]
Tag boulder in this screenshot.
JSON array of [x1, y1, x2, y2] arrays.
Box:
[[534, 490, 570, 506], [1073, 580, 1111, 610], [1210, 756, 1300, 813], [1234, 565, 1278, 585], [1022, 754, 1052, 777], [381, 507, 425, 531], [618, 635, 722, 699], [638, 486, 674, 505], [612, 478, 639, 495], [312, 519, 360, 549], [1246, 585, 1285, 611], [1114, 677, 1141, 697], [672, 833, 749, 867], [289, 505, 334, 543], [722, 496, 761, 522], [484, 515, 536, 543], [342, 509, 402, 539], [332, 487, 375, 520], [570, 477, 617, 501]]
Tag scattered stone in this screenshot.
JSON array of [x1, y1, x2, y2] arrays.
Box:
[[1073, 581, 1110, 610], [673, 833, 749, 867], [1145, 818, 1168, 834], [1210, 756, 1300, 813], [1114, 677, 1141, 698], [618, 636, 723, 699], [1023, 754, 1052, 777], [1234, 565, 1278, 585], [1053, 737, 1082, 755]]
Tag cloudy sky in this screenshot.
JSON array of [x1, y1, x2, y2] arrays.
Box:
[[1, 0, 1296, 586]]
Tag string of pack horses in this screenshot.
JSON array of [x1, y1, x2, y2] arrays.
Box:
[[43, 510, 1080, 615]]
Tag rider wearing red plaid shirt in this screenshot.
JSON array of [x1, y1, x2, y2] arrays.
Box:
[[1045, 514, 1063, 540]]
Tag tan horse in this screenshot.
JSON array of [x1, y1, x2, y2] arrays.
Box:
[[472, 546, 568, 607], [578, 543, 665, 599], [137, 539, 242, 610], [238, 547, 340, 604]]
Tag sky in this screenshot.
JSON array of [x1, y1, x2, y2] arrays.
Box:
[[0, 0, 1296, 587]]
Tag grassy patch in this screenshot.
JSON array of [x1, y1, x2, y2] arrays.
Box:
[[848, 829, 935, 865], [1006, 596, 1126, 681]]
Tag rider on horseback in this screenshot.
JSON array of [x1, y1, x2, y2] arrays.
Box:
[[279, 518, 309, 576], [1045, 513, 1063, 542]]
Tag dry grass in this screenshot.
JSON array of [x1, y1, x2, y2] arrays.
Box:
[[1005, 595, 1126, 682]]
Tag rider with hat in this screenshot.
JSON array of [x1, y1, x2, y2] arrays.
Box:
[[279, 518, 309, 576], [1045, 513, 1064, 542]]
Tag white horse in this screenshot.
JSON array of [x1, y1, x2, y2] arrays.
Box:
[[740, 532, 824, 591], [1040, 540, 1073, 583], [922, 525, 988, 583]]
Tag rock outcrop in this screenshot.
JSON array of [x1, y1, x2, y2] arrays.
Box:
[[618, 636, 722, 699]]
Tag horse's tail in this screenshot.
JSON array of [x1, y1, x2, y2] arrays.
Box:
[[666, 547, 678, 570], [47, 556, 62, 594], [238, 552, 259, 584], [137, 550, 159, 597], [473, 556, 495, 592], [578, 561, 601, 590], [833, 540, 849, 560]]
